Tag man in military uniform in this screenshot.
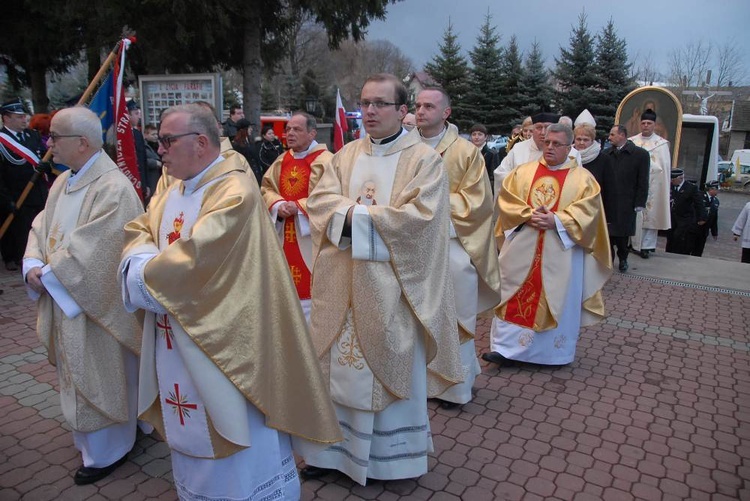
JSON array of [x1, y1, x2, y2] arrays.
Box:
[[0, 98, 48, 270], [690, 180, 720, 257], [665, 169, 706, 255]]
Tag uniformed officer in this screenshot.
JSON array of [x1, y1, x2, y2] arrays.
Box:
[[665, 169, 706, 255], [690, 180, 720, 257], [0, 98, 48, 270]]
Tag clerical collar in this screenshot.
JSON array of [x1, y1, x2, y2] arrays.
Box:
[[419, 125, 447, 149], [547, 159, 569, 171], [67, 150, 102, 189], [182, 155, 223, 194], [371, 128, 403, 145], [292, 140, 319, 159]]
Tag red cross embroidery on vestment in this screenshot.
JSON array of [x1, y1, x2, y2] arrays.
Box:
[[156, 314, 173, 350], [165, 383, 198, 426]]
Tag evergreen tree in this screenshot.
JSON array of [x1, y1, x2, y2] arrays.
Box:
[[496, 35, 525, 133], [520, 41, 554, 118], [552, 12, 599, 119], [590, 19, 636, 138], [465, 12, 504, 132], [424, 20, 471, 129]]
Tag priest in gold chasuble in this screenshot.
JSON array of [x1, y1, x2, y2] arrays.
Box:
[[119, 104, 341, 500], [23, 107, 144, 485], [415, 88, 501, 408], [301, 74, 463, 486], [261, 112, 332, 322], [485, 124, 612, 368]]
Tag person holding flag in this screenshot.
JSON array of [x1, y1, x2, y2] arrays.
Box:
[[0, 98, 48, 271]]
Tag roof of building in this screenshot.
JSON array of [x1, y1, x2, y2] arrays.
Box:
[[731, 100, 750, 131]]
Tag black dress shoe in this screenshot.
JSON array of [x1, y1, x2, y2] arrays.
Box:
[[5, 262, 18, 271], [618, 260, 628, 272], [299, 465, 334, 480], [74, 453, 128, 485], [438, 399, 460, 409], [639, 250, 649, 259], [481, 351, 506, 366]]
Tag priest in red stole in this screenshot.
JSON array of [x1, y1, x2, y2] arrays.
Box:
[[483, 123, 612, 367], [261, 112, 332, 321]]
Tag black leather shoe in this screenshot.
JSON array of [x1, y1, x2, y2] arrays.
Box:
[[300, 465, 334, 480], [5, 262, 18, 271], [639, 250, 649, 259], [618, 260, 628, 272], [438, 399, 460, 409], [481, 351, 506, 366], [74, 453, 128, 485]]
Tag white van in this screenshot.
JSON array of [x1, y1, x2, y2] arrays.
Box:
[[730, 149, 750, 190]]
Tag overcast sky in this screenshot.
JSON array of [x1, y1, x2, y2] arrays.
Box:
[[366, 0, 750, 84]]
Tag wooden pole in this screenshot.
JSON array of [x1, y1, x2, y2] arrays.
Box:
[[0, 40, 124, 240]]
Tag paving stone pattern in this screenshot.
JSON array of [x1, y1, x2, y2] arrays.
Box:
[[1, 243, 749, 500]]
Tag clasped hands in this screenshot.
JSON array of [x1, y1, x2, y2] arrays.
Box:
[[527, 206, 555, 231], [277, 201, 299, 219]]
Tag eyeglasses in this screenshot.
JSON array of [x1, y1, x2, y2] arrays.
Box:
[[157, 132, 200, 149], [48, 133, 83, 142], [543, 140, 571, 149], [357, 100, 402, 109]]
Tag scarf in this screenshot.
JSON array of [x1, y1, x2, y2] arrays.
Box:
[[579, 141, 601, 165]]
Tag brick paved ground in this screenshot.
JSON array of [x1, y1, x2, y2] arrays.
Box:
[[1, 196, 749, 499]]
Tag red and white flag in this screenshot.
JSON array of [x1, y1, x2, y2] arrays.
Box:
[[113, 38, 143, 200], [333, 88, 348, 153]]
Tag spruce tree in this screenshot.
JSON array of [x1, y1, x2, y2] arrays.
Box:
[[552, 12, 599, 119], [424, 20, 471, 129], [519, 41, 555, 118], [465, 12, 504, 132], [496, 35, 525, 133], [591, 19, 636, 138]]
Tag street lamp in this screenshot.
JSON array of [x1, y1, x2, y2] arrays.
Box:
[[305, 96, 318, 114]]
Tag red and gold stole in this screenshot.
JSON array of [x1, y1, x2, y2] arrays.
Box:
[[278, 149, 325, 300], [502, 163, 570, 330]]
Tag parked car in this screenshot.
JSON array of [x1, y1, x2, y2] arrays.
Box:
[[733, 162, 750, 190], [487, 135, 508, 151]]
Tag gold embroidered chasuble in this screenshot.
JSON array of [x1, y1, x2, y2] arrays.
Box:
[[122, 153, 342, 446], [308, 130, 463, 411], [494, 158, 612, 332], [25, 153, 144, 431], [434, 123, 502, 330], [630, 133, 671, 230]]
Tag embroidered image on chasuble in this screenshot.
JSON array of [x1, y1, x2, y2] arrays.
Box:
[[123, 158, 341, 460], [308, 134, 463, 412], [494, 159, 612, 335], [152, 186, 223, 458], [261, 145, 332, 303], [500, 166, 570, 331], [277, 152, 318, 299]]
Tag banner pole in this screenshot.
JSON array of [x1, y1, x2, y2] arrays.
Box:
[[0, 39, 125, 240]]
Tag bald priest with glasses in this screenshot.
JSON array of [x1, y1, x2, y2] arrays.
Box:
[[23, 106, 145, 485]]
